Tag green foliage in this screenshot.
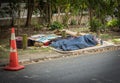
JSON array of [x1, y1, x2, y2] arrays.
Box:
[[33, 20, 43, 30], [106, 19, 119, 28], [34, 24, 43, 30], [50, 21, 64, 30], [89, 18, 102, 32], [70, 19, 77, 25], [33, 8, 40, 16], [106, 18, 120, 31], [62, 14, 70, 27]]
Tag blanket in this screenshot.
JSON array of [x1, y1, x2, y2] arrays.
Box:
[[50, 34, 98, 51]]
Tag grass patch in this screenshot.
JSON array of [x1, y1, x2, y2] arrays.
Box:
[[100, 34, 113, 40], [18, 46, 52, 55], [69, 27, 90, 33], [112, 39, 120, 44], [0, 38, 10, 59], [0, 46, 9, 59]]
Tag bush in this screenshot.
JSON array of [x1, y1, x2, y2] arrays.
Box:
[[50, 21, 64, 30], [106, 18, 120, 31], [89, 18, 102, 32], [34, 24, 43, 31], [106, 19, 118, 27], [70, 19, 77, 25]]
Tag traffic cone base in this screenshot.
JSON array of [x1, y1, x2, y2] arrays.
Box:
[[4, 65, 24, 71]]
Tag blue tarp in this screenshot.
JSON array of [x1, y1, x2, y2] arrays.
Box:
[[50, 34, 98, 51]]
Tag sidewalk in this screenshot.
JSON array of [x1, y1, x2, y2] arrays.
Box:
[[0, 44, 120, 67], [0, 47, 68, 67]]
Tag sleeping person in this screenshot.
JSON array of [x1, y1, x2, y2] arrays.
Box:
[[50, 29, 102, 51]]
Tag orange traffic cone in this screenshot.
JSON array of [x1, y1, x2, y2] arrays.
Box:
[[4, 27, 24, 71]]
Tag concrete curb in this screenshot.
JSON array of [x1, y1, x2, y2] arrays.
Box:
[[0, 45, 120, 67], [19, 45, 120, 65]]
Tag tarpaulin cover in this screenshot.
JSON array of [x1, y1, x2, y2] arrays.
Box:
[[50, 34, 98, 51]]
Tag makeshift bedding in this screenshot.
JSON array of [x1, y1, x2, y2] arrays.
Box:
[[50, 34, 98, 51]]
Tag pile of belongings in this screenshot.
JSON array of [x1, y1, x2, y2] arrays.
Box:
[[29, 29, 101, 50], [29, 34, 61, 46]]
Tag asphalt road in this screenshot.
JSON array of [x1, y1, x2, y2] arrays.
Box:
[[0, 50, 120, 83]]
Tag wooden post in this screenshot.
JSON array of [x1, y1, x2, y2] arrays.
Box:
[[22, 34, 28, 49], [62, 30, 67, 38]]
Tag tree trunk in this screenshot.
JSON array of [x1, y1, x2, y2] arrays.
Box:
[[17, 4, 21, 35], [48, 0, 52, 25], [116, 0, 120, 29], [57, 6, 61, 22], [88, 7, 92, 27], [25, 0, 34, 27], [78, 11, 83, 25], [11, 8, 15, 27]]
